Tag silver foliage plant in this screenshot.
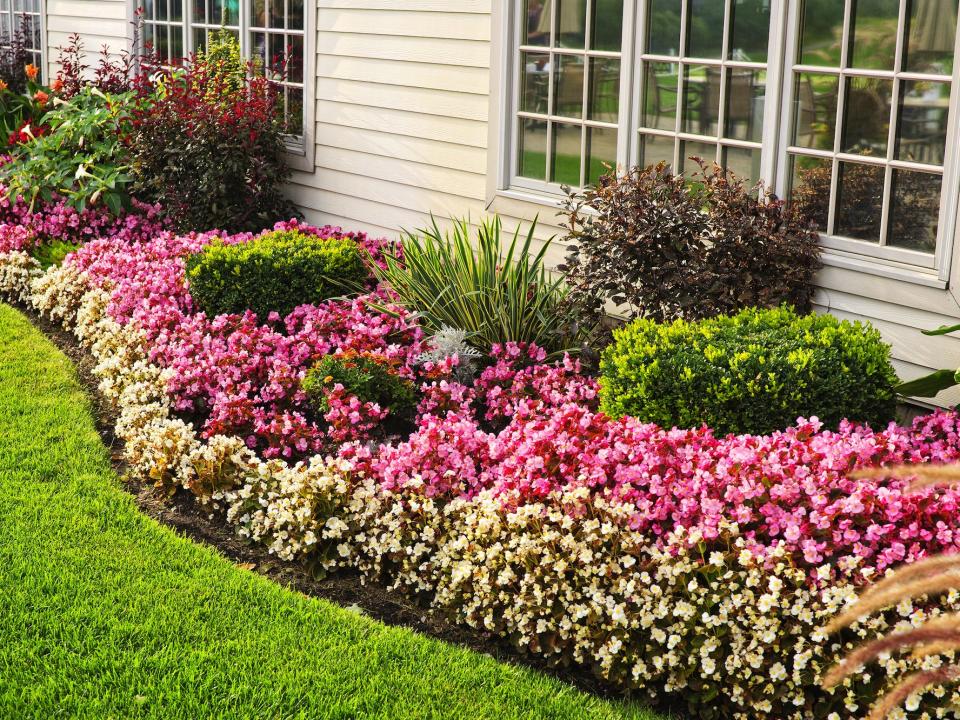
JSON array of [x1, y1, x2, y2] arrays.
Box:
[[417, 325, 482, 381]]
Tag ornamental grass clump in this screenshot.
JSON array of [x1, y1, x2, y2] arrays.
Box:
[[600, 306, 898, 435], [375, 215, 584, 356], [185, 229, 369, 321]]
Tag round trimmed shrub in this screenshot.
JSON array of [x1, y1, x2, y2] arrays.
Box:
[[303, 351, 416, 415], [185, 230, 369, 320], [599, 306, 898, 435]]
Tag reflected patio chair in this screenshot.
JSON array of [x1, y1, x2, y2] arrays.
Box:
[[703, 67, 757, 140]]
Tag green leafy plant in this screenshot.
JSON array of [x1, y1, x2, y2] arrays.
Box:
[[0, 87, 132, 213], [31, 239, 81, 270], [600, 306, 898, 436], [375, 216, 584, 355], [185, 230, 369, 320], [303, 351, 416, 415], [895, 323, 960, 399]]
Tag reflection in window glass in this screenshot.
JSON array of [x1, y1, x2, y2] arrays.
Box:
[[904, 0, 959, 74], [588, 57, 620, 122], [552, 123, 583, 185], [788, 154, 833, 232], [555, 0, 587, 48], [730, 0, 771, 62], [642, 62, 679, 130], [724, 68, 765, 142], [835, 161, 885, 242], [681, 139, 716, 175], [647, 0, 682, 56], [586, 126, 618, 184], [640, 133, 674, 169], [792, 72, 839, 150], [524, 0, 550, 45], [682, 65, 720, 135], [554, 54, 585, 118], [723, 145, 760, 187], [889, 170, 942, 252], [521, 53, 550, 113], [519, 120, 549, 180], [840, 77, 892, 155], [591, 0, 623, 50], [896, 79, 950, 165], [798, 0, 845, 66], [849, 0, 899, 70], [687, 0, 725, 59]]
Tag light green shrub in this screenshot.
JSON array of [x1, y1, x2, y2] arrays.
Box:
[[600, 306, 898, 435]]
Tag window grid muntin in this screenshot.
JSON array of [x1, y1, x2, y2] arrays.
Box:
[[138, 0, 305, 139], [635, 0, 769, 183], [783, 0, 955, 267], [513, 0, 624, 189], [0, 0, 42, 71]]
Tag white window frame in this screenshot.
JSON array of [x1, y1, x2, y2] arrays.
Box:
[[130, 0, 314, 172], [498, 0, 960, 286]]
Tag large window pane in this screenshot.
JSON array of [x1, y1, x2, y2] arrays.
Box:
[[524, 0, 550, 46], [586, 126, 618, 185], [835, 161, 885, 242], [552, 122, 583, 184], [591, 0, 623, 50], [840, 77, 893, 156], [904, 0, 958, 74], [723, 145, 760, 187], [682, 65, 720, 135], [730, 0, 771, 62], [849, 0, 899, 70], [896, 79, 950, 164], [647, 0, 682, 56], [888, 170, 942, 253], [520, 53, 550, 113], [687, 0, 725, 59], [788, 154, 833, 233], [519, 120, 548, 180], [640, 133, 674, 169], [724, 68, 765, 142], [588, 57, 620, 122], [554, 54, 585, 118], [681, 139, 715, 175], [798, 0, 846, 67], [642, 62, 678, 130], [792, 72, 839, 150], [555, 0, 587, 48]]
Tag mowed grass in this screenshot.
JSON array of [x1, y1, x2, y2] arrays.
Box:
[[0, 304, 665, 720]]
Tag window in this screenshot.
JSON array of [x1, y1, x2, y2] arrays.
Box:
[[506, 0, 960, 279], [0, 0, 43, 72], [138, 0, 306, 140]]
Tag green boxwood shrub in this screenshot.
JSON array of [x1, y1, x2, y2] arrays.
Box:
[[599, 307, 898, 435], [185, 230, 368, 320], [303, 352, 416, 415]]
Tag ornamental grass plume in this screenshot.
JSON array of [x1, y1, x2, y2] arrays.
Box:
[[823, 462, 960, 719]]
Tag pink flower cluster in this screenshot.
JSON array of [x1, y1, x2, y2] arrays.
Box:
[[55, 224, 960, 586], [0, 184, 167, 254], [355, 404, 960, 581], [67, 221, 422, 457]]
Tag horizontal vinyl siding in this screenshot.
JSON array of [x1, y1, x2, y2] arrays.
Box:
[[298, 2, 494, 236], [44, 0, 129, 80]]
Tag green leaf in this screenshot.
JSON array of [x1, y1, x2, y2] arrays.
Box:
[[895, 369, 959, 398], [923, 323, 960, 337]]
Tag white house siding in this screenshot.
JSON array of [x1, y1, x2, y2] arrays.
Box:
[[43, 0, 960, 405], [43, 0, 131, 81]]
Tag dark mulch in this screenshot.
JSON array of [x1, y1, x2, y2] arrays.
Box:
[[12, 301, 668, 713]]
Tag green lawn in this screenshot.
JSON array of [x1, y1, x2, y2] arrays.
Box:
[[0, 303, 664, 720]]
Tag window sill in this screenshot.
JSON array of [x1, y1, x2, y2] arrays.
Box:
[[493, 186, 567, 211], [820, 251, 948, 289], [284, 139, 313, 173]]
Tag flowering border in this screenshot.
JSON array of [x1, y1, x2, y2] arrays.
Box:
[[5, 247, 960, 720]]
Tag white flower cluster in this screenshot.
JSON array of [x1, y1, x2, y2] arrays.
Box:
[[6, 248, 960, 720], [0, 250, 41, 304]]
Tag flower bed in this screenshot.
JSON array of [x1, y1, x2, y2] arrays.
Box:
[[5, 223, 960, 720]]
